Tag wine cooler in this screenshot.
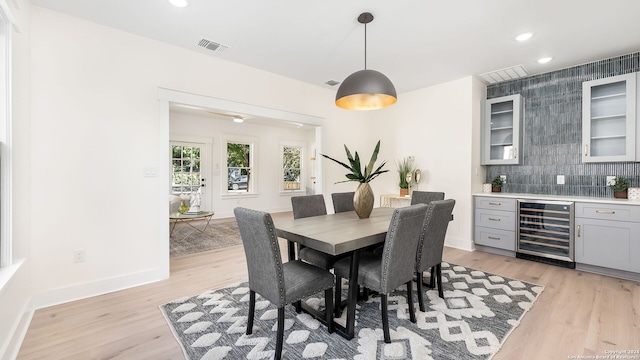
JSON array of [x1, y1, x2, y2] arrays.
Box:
[[516, 200, 575, 268]]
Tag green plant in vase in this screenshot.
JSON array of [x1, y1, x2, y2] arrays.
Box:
[[396, 157, 415, 197], [491, 176, 504, 192], [608, 176, 630, 199], [321, 140, 388, 218]]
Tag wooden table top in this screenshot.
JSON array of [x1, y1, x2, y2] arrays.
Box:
[[274, 207, 396, 256]]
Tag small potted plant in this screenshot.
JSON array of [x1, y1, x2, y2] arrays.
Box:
[[609, 176, 630, 199], [491, 176, 504, 192], [396, 157, 415, 197]]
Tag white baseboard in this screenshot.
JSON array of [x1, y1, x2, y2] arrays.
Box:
[[2, 308, 33, 360], [29, 267, 167, 311], [444, 236, 474, 252]]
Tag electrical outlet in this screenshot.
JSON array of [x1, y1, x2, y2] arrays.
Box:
[[606, 176, 616, 186], [74, 249, 86, 263], [500, 175, 506, 184], [557, 175, 565, 185]]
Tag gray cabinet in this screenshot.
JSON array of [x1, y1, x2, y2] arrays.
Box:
[[474, 197, 516, 251], [482, 95, 524, 165], [575, 202, 640, 273], [582, 72, 639, 162]]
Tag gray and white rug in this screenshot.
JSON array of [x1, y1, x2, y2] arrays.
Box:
[[160, 262, 543, 359], [170, 220, 242, 258]]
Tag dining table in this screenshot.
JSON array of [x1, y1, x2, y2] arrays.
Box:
[[274, 206, 396, 340]]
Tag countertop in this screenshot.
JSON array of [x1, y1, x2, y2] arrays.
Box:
[[473, 192, 640, 206]]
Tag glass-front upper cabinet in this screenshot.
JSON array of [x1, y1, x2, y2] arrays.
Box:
[[482, 94, 524, 165], [582, 73, 638, 162]]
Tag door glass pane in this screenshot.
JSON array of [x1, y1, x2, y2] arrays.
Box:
[[282, 146, 301, 190], [489, 101, 514, 160], [171, 144, 202, 195]]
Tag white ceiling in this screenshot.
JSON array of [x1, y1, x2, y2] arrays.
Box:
[[31, 0, 640, 96]]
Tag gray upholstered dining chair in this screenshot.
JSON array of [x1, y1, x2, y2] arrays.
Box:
[[331, 192, 355, 213], [291, 194, 344, 270], [234, 207, 334, 360], [333, 204, 430, 343], [415, 199, 455, 312], [410, 191, 445, 206]]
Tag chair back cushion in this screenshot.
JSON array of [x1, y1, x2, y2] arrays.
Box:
[[234, 207, 286, 306], [416, 199, 456, 272], [379, 204, 429, 293], [331, 192, 355, 213], [410, 191, 445, 206], [291, 194, 327, 219]]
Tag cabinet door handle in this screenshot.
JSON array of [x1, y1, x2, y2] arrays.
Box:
[[488, 202, 502, 206], [488, 236, 501, 240], [584, 144, 588, 156], [488, 218, 501, 221], [595, 210, 616, 214], [577, 225, 581, 237]]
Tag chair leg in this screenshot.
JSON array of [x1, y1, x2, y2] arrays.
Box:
[[381, 293, 391, 343], [417, 271, 425, 312], [246, 290, 255, 335], [429, 266, 436, 288], [275, 307, 285, 360], [334, 276, 342, 318], [324, 288, 334, 333], [362, 287, 369, 301], [436, 263, 444, 299], [406, 281, 416, 323]]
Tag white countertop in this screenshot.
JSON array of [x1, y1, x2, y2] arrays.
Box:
[[473, 192, 640, 206]]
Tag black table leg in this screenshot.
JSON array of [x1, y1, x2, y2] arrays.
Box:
[[345, 249, 360, 339], [287, 241, 296, 261]]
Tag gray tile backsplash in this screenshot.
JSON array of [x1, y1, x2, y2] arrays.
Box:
[[485, 52, 640, 197]]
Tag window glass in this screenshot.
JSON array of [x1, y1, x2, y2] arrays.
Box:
[[227, 142, 251, 192]]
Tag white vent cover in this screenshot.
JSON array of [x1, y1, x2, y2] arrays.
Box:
[[479, 65, 529, 84], [197, 38, 228, 53]]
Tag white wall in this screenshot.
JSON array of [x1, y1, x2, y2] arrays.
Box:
[[368, 76, 486, 250], [27, 7, 368, 309], [169, 112, 317, 218]]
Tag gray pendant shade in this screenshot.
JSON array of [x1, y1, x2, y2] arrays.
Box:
[[335, 69, 397, 110], [335, 12, 397, 111]]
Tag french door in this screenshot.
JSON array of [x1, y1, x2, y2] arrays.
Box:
[[170, 141, 209, 210]]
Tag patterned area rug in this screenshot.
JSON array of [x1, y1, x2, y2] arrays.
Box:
[[170, 220, 242, 258], [160, 262, 544, 359]]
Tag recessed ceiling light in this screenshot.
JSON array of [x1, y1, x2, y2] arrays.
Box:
[[515, 32, 534, 42], [537, 57, 553, 64], [169, 0, 188, 8], [232, 116, 244, 123]]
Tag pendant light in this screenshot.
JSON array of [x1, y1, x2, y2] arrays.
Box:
[[335, 12, 397, 110]]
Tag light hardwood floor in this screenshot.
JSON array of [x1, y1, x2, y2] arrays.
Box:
[[17, 213, 640, 359]]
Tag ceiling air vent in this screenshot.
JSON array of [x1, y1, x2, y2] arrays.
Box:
[[479, 65, 529, 84], [197, 38, 228, 53]]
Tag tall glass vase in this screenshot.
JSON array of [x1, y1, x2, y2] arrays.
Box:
[[354, 182, 374, 219]]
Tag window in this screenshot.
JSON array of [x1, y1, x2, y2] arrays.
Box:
[[171, 143, 202, 195], [281, 143, 304, 192], [226, 141, 253, 193]]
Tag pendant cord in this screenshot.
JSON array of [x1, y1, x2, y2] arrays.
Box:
[[364, 22, 367, 70]]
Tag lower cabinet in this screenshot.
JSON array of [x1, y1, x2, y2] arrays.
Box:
[[474, 197, 516, 252], [575, 203, 640, 273], [473, 195, 640, 281]]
